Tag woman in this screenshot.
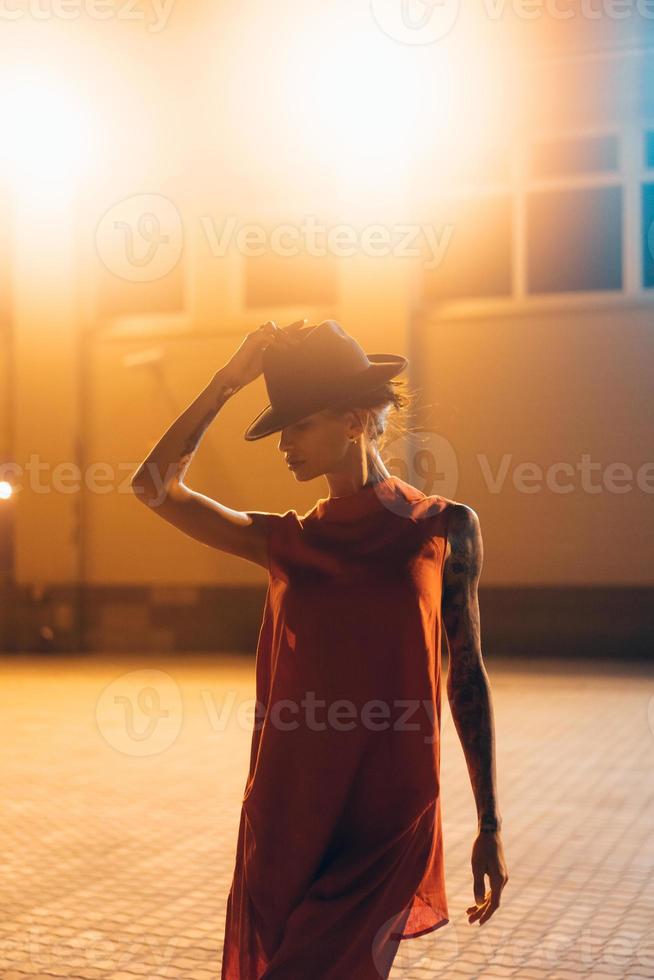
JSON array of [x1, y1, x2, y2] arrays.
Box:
[[131, 319, 508, 979]]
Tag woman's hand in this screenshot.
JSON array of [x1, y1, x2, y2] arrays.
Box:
[[466, 830, 509, 926], [216, 319, 309, 389]]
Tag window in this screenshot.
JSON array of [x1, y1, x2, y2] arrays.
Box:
[[96, 260, 185, 317], [526, 186, 622, 294], [645, 131, 654, 170], [529, 135, 619, 178], [419, 125, 654, 308], [422, 195, 512, 302]]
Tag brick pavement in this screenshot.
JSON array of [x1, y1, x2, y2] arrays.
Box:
[[0, 653, 652, 980]]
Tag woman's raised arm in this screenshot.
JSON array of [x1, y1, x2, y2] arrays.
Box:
[[130, 319, 305, 569]]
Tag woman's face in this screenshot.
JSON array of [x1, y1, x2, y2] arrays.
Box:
[[278, 408, 359, 482]]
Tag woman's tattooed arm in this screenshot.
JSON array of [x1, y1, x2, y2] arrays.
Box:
[[131, 370, 241, 504], [442, 504, 502, 834]]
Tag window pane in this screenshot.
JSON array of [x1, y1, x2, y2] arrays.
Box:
[[422, 195, 512, 302], [645, 131, 654, 170], [527, 186, 622, 294], [642, 183, 654, 289], [244, 252, 339, 308], [529, 135, 619, 178]]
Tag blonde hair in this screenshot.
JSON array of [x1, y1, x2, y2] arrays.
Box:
[[326, 377, 418, 457]]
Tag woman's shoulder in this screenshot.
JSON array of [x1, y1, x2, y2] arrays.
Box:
[[244, 508, 306, 577], [395, 479, 459, 520], [403, 488, 480, 558], [245, 508, 304, 534]]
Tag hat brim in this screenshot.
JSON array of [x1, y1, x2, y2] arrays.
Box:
[[243, 354, 409, 441]]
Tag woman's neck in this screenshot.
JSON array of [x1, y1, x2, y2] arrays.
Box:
[[325, 455, 391, 499]]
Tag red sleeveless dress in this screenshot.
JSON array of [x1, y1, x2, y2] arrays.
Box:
[[220, 475, 453, 979]]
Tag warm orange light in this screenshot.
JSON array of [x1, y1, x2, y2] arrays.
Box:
[[206, 5, 515, 218], [0, 67, 96, 205]]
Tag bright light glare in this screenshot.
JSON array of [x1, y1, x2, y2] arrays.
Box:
[[0, 481, 13, 501], [286, 32, 437, 199], [0, 70, 94, 202], [217, 6, 513, 214]]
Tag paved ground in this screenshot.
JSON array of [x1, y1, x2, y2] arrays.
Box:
[[0, 653, 652, 980]]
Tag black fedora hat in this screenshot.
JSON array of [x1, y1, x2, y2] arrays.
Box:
[[243, 319, 409, 441]]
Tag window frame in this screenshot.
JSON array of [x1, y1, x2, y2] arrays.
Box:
[[416, 119, 654, 319]]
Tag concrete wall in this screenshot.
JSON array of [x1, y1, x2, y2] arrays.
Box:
[[414, 305, 654, 586], [1, 11, 653, 653]]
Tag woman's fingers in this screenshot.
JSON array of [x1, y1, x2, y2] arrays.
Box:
[[258, 317, 308, 351], [273, 318, 308, 347], [281, 318, 308, 341], [466, 890, 491, 923]]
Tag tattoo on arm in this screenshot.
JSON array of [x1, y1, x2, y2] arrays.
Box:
[[175, 408, 218, 484], [134, 378, 241, 493], [443, 504, 502, 833], [173, 380, 240, 485]]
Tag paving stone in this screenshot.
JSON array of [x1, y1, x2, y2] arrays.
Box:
[[0, 653, 651, 980]]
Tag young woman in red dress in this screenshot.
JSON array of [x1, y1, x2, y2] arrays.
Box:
[[131, 319, 509, 979]]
